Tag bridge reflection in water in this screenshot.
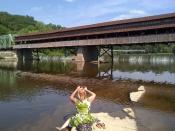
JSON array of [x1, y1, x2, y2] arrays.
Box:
[[0, 54, 175, 84]]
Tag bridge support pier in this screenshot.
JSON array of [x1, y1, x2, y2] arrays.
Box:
[[16, 49, 33, 62], [75, 46, 99, 62], [173, 47, 175, 55], [16, 50, 24, 61]]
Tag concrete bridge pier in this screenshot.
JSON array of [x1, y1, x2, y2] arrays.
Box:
[[16, 50, 23, 61], [173, 48, 175, 55], [75, 46, 99, 62], [16, 49, 33, 62]]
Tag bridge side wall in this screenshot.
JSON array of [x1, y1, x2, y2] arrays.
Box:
[[13, 33, 175, 49]]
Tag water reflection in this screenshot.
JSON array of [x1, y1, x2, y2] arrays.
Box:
[[115, 54, 175, 65], [5, 54, 173, 84], [0, 69, 41, 102], [0, 57, 175, 131], [0, 59, 17, 70], [0, 68, 174, 112]]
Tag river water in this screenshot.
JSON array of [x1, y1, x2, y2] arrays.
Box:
[[0, 54, 175, 131]]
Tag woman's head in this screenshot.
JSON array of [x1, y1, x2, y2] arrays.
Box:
[[77, 86, 87, 100]]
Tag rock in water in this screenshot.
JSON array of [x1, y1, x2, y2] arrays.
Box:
[[130, 86, 145, 102]]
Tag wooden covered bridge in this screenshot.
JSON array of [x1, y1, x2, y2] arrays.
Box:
[[2, 12, 175, 61]]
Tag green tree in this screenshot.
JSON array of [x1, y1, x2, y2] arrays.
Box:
[[0, 25, 9, 35], [0, 11, 63, 35]]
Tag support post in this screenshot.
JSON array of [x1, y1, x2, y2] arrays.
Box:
[[36, 49, 40, 61], [97, 60, 113, 80], [98, 45, 114, 79], [172, 47, 175, 55], [98, 45, 113, 63], [16, 49, 24, 62], [111, 45, 114, 64]]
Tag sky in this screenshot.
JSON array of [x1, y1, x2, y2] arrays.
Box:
[[0, 0, 175, 27]]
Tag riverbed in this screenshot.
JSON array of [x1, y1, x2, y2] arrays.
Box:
[[0, 54, 175, 131]]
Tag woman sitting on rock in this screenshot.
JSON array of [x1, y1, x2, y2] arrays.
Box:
[[56, 86, 97, 130]]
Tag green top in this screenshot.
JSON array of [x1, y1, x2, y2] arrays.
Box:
[[76, 99, 90, 114], [69, 99, 95, 127]]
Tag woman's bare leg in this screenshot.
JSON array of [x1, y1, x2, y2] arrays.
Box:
[[56, 119, 70, 130]]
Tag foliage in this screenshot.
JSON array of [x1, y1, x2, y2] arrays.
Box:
[[39, 49, 65, 56], [0, 25, 9, 35], [0, 34, 15, 49], [38, 48, 76, 57], [0, 11, 64, 35]]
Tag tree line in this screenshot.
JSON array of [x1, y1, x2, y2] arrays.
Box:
[[0, 12, 63, 35]]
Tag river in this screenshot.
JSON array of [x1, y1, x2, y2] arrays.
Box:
[[0, 54, 175, 131]]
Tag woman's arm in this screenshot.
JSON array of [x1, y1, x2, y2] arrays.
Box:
[[84, 87, 96, 103], [70, 86, 80, 103]]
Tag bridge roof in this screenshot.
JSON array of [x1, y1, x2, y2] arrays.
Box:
[[16, 12, 175, 42]]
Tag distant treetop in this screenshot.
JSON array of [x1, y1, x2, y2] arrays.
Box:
[[0, 11, 64, 35]]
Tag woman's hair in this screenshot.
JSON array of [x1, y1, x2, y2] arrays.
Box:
[[77, 86, 87, 99]]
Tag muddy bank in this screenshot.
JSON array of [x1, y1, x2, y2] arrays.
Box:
[[16, 71, 175, 113], [17, 71, 140, 104]]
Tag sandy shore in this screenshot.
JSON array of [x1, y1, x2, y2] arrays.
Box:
[[71, 108, 145, 131], [91, 111, 139, 131]]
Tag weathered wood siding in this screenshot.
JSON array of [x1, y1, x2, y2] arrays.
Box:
[[13, 33, 175, 49]]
